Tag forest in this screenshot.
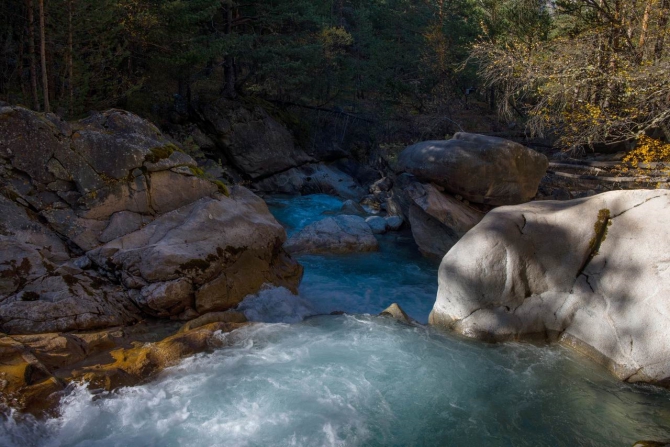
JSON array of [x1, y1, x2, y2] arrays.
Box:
[[0, 0, 669, 156]]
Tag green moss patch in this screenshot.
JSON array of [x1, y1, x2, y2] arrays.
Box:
[[145, 144, 178, 164]]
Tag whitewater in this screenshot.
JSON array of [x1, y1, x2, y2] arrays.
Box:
[[2, 194, 670, 446]]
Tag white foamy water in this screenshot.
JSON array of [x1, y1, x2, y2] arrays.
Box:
[[3, 194, 670, 446], [3, 316, 670, 446], [238, 286, 316, 323]]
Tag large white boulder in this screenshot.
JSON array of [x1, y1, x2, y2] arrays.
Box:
[[430, 189, 670, 385]]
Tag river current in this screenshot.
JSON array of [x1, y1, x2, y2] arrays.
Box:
[[2, 194, 670, 446]]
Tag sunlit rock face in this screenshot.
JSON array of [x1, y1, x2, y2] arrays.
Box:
[[397, 132, 548, 206], [0, 105, 301, 334], [430, 189, 670, 385]]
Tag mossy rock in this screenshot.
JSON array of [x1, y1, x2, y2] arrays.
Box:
[[145, 144, 179, 164], [188, 166, 230, 196]]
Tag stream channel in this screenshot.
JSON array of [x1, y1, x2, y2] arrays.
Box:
[[3, 194, 670, 446]]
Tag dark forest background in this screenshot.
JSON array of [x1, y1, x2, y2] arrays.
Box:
[[1, 0, 668, 155]]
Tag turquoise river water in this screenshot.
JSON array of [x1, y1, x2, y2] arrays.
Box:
[[2, 194, 670, 446]]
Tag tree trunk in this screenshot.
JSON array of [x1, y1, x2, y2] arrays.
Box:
[[18, 15, 27, 101], [26, 0, 40, 111], [67, 0, 74, 114], [38, 0, 49, 113], [222, 1, 236, 99], [655, 0, 670, 62], [638, 0, 652, 48]]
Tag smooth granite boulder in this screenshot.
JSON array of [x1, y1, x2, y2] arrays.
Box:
[[430, 189, 670, 385], [398, 133, 548, 206]]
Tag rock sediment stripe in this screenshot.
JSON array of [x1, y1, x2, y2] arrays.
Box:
[[430, 189, 670, 385]]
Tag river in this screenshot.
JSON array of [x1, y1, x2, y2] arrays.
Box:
[[2, 194, 670, 446]]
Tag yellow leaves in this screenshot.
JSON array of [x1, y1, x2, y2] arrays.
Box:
[[623, 136, 670, 167], [320, 27, 354, 50]]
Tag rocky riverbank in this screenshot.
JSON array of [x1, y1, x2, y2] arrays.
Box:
[[0, 105, 305, 414], [2, 99, 669, 425]]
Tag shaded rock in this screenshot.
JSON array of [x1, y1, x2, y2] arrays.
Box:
[[380, 303, 412, 324], [408, 183, 484, 238], [190, 127, 216, 151], [197, 99, 313, 178], [340, 199, 367, 216], [430, 189, 670, 385], [99, 211, 152, 244], [254, 163, 365, 199], [385, 216, 404, 231], [147, 170, 217, 214], [397, 132, 548, 205], [333, 158, 381, 187], [408, 204, 460, 259], [284, 215, 379, 255], [404, 182, 484, 258], [370, 177, 393, 194], [360, 195, 382, 212], [365, 216, 387, 234], [136, 278, 194, 318], [144, 150, 197, 172], [71, 110, 174, 181], [0, 246, 141, 334]]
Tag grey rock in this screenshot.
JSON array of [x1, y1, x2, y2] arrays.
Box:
[[89, 187, 303, 316], [370, 177, 393, 194], [365, 216, 388, 234], [398, 133, 548, 205], [148, 170, 217, 215], [0, 105, 304, 334], [385, 216, 404, 231], [136, 278, 194, 318], [254, 163, 365, 199], [403, 182, 484, 258], [0, 237, 141, 334], [144, 150, 197, 172], [284, 215, 379, 255], [99, 211, 151, 244], [430, 189, 670, 385], [73, 256, 92, 270], [340, 199, 367, 216], [72, 109, 174, 180], [198, 99, 313, 178]]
